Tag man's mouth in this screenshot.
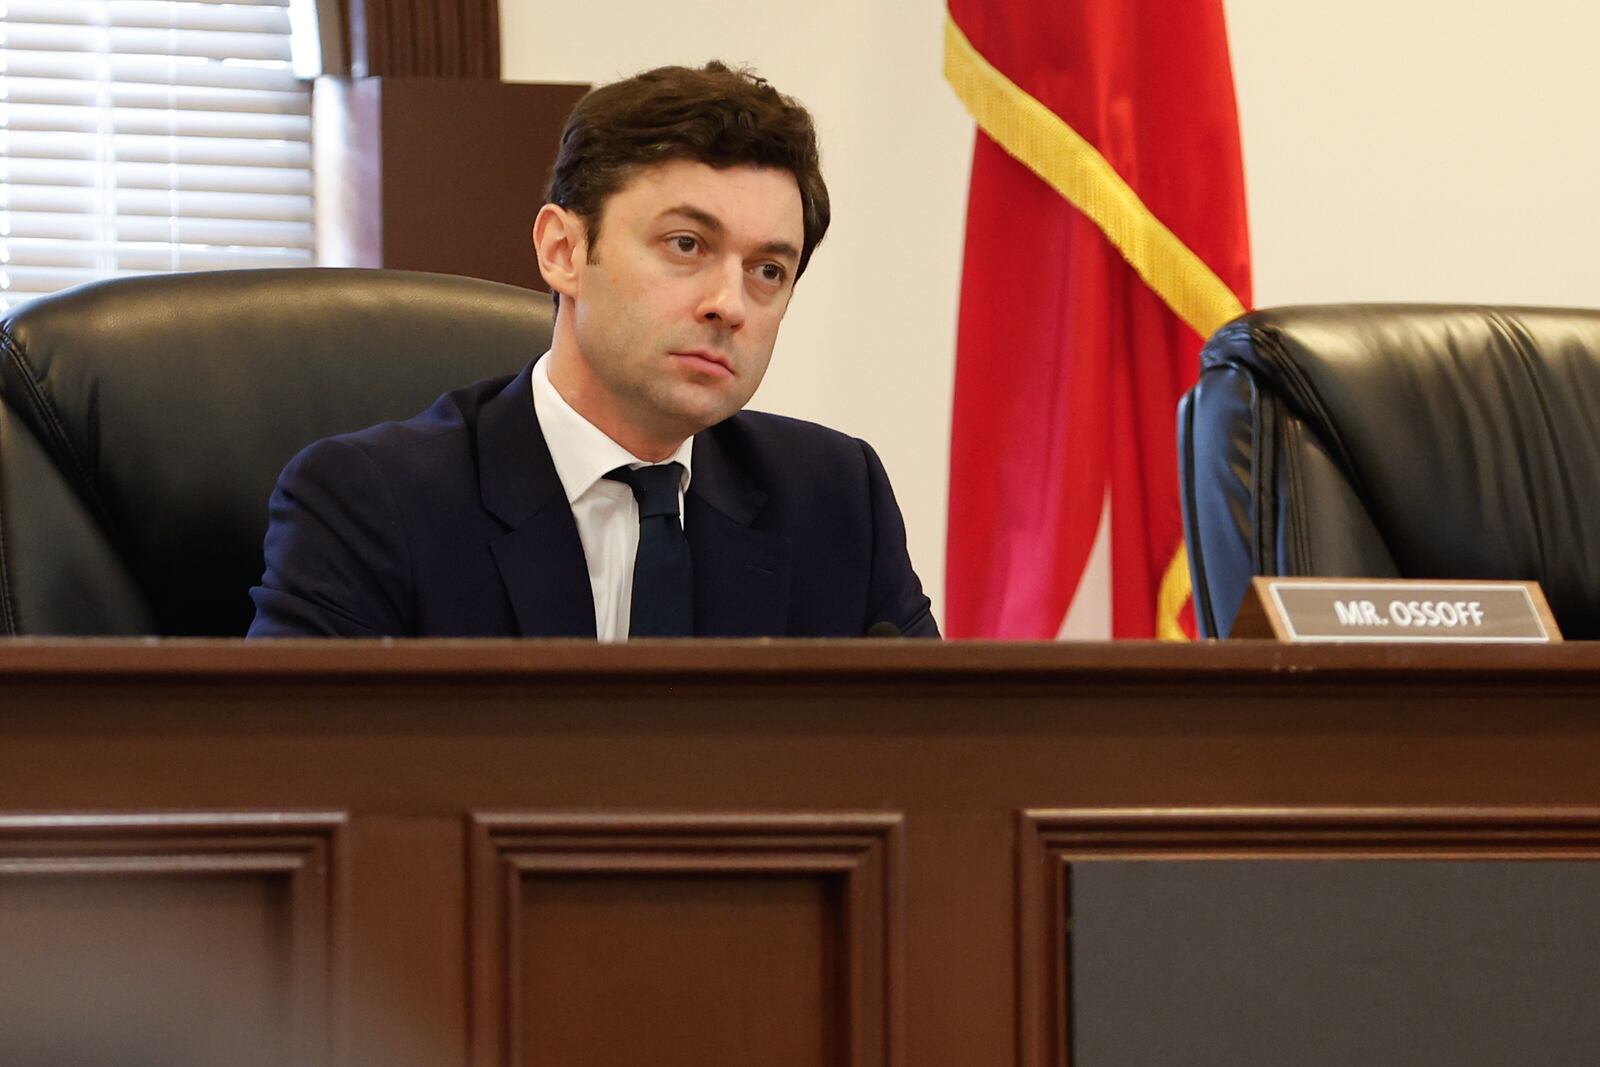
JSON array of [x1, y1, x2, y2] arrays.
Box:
[[669, 350, 734, 378]]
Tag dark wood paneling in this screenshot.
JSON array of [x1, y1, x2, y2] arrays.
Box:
[[348, 815, 468, 1067], [2, 641, 1600, 1063], [314, 77, 587, 291], [470, 814, 901, 1067], [8, 635, 1600, 682], [343, 0, 498, 78], [375, 78, 586, 288], [1019, 809, 1600, 1067], [518, 874, 834, 1067], [0, 812, 344, 1066]]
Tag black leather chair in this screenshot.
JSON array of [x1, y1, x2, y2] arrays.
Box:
[[0, 268, 552, 635], [1179, 304, 1600, 639]]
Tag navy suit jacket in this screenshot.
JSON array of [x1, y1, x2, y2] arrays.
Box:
[[248, 360, 937, 638]]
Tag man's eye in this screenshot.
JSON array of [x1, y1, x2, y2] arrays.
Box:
[[755, 263, 786, 285], [668, 235, 699, 255]]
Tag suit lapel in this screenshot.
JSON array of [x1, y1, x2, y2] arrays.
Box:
[[687, 430, 791, 636], [477, 361, 596, 637], [474, 365, 790, 638]]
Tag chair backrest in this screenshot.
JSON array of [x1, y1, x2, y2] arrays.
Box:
[[1179, 304, 1600, 638], [0, 268, 552, 635]]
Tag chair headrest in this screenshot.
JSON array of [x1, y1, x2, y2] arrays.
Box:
[[0, 268, 553, 634]]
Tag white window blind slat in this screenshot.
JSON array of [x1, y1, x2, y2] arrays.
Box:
[[115, 4, 292, 34], [0, 0, 314, 308], [115, 216, 312, 247], [118, 189, 312, 222], [112, 245, 311, 270], [0, 0, 102, 22], [5, 50, 304, 93], [106, 30, 295, 64], [2, 129, 311, 168], [3, 239, 310, 271], [113, 83, 310, 115], [112, 132, 312, 167], [3, 185, 311, 223], [0, 241, 103, 268], [2, 208, 312, 248], [112, 54, 304, 90], [2, 210, 110, 241], [1, 130, 107, 162], [5, 75, 311, 116], [3, 103, 311, 140], [5, 0, 290, 19], [0, 158, 102, 186], [117, 161, 312, 195], [4, 26, 294, 61], [0, 76, 100, 107], [17, 0, 293, 17], [3, 185, 104, 212]]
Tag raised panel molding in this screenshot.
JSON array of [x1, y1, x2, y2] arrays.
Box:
[[1016, 807, 1600, 1067], [0, 811, 346, 1067], [469, 812, 904, 1067]]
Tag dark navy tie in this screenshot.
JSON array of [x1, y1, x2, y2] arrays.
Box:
[[605, 462, 693, 637]]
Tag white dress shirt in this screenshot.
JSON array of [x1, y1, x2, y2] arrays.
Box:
[[530, 354, 692, 641]]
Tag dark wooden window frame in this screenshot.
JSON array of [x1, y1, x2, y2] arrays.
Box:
[[316, 0, 500, 78], [307, 0, 588, 291]]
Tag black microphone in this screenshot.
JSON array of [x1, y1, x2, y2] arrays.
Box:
[[866, 621, 902, 638]]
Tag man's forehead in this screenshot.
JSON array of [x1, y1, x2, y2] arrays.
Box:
[[617, 157, 799, 193], [607, 159, 802, 237]]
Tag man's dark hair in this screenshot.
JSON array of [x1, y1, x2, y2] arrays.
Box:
[[546, 61, 830, 279]]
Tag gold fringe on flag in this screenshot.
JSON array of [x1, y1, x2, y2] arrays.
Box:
[[1156, 543, 1193, 641]]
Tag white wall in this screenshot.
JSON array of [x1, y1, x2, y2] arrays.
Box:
[[1227, 0, 1600, 308], [501, 0, 1600, 628]]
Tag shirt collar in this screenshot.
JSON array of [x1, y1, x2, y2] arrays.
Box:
[[530, 352, 694, 504]]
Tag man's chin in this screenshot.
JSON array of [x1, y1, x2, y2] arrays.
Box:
[[656, 392, 746, 437]]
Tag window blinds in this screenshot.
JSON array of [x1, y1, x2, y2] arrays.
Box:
[[0, 0, 314, 309]]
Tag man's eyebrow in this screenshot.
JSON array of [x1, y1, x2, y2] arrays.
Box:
[[659, 205, 725, 234], [659, 205, 801, 264], [756, 239, 802, 265]]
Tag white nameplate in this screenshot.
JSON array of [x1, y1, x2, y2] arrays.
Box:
[[1231, 577, 1561, 643]]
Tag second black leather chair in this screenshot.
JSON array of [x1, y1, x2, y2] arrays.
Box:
[[1179, 304, 1600, 639]]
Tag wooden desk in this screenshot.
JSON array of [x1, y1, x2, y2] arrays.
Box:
[[4, 640, 1599, 1066]]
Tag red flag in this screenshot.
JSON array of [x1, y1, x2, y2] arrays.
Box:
[[944, 0, 1253, 639]]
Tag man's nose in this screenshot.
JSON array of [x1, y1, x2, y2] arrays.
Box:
[[696, 259, 746, 330]]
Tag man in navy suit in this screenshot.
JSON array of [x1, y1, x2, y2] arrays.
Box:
[[249, 62, 936, 639]]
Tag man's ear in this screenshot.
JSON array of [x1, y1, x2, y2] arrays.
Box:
[[532, 204, 587, 300]]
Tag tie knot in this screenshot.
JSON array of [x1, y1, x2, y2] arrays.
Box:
[[606, 462, 683, 519]]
